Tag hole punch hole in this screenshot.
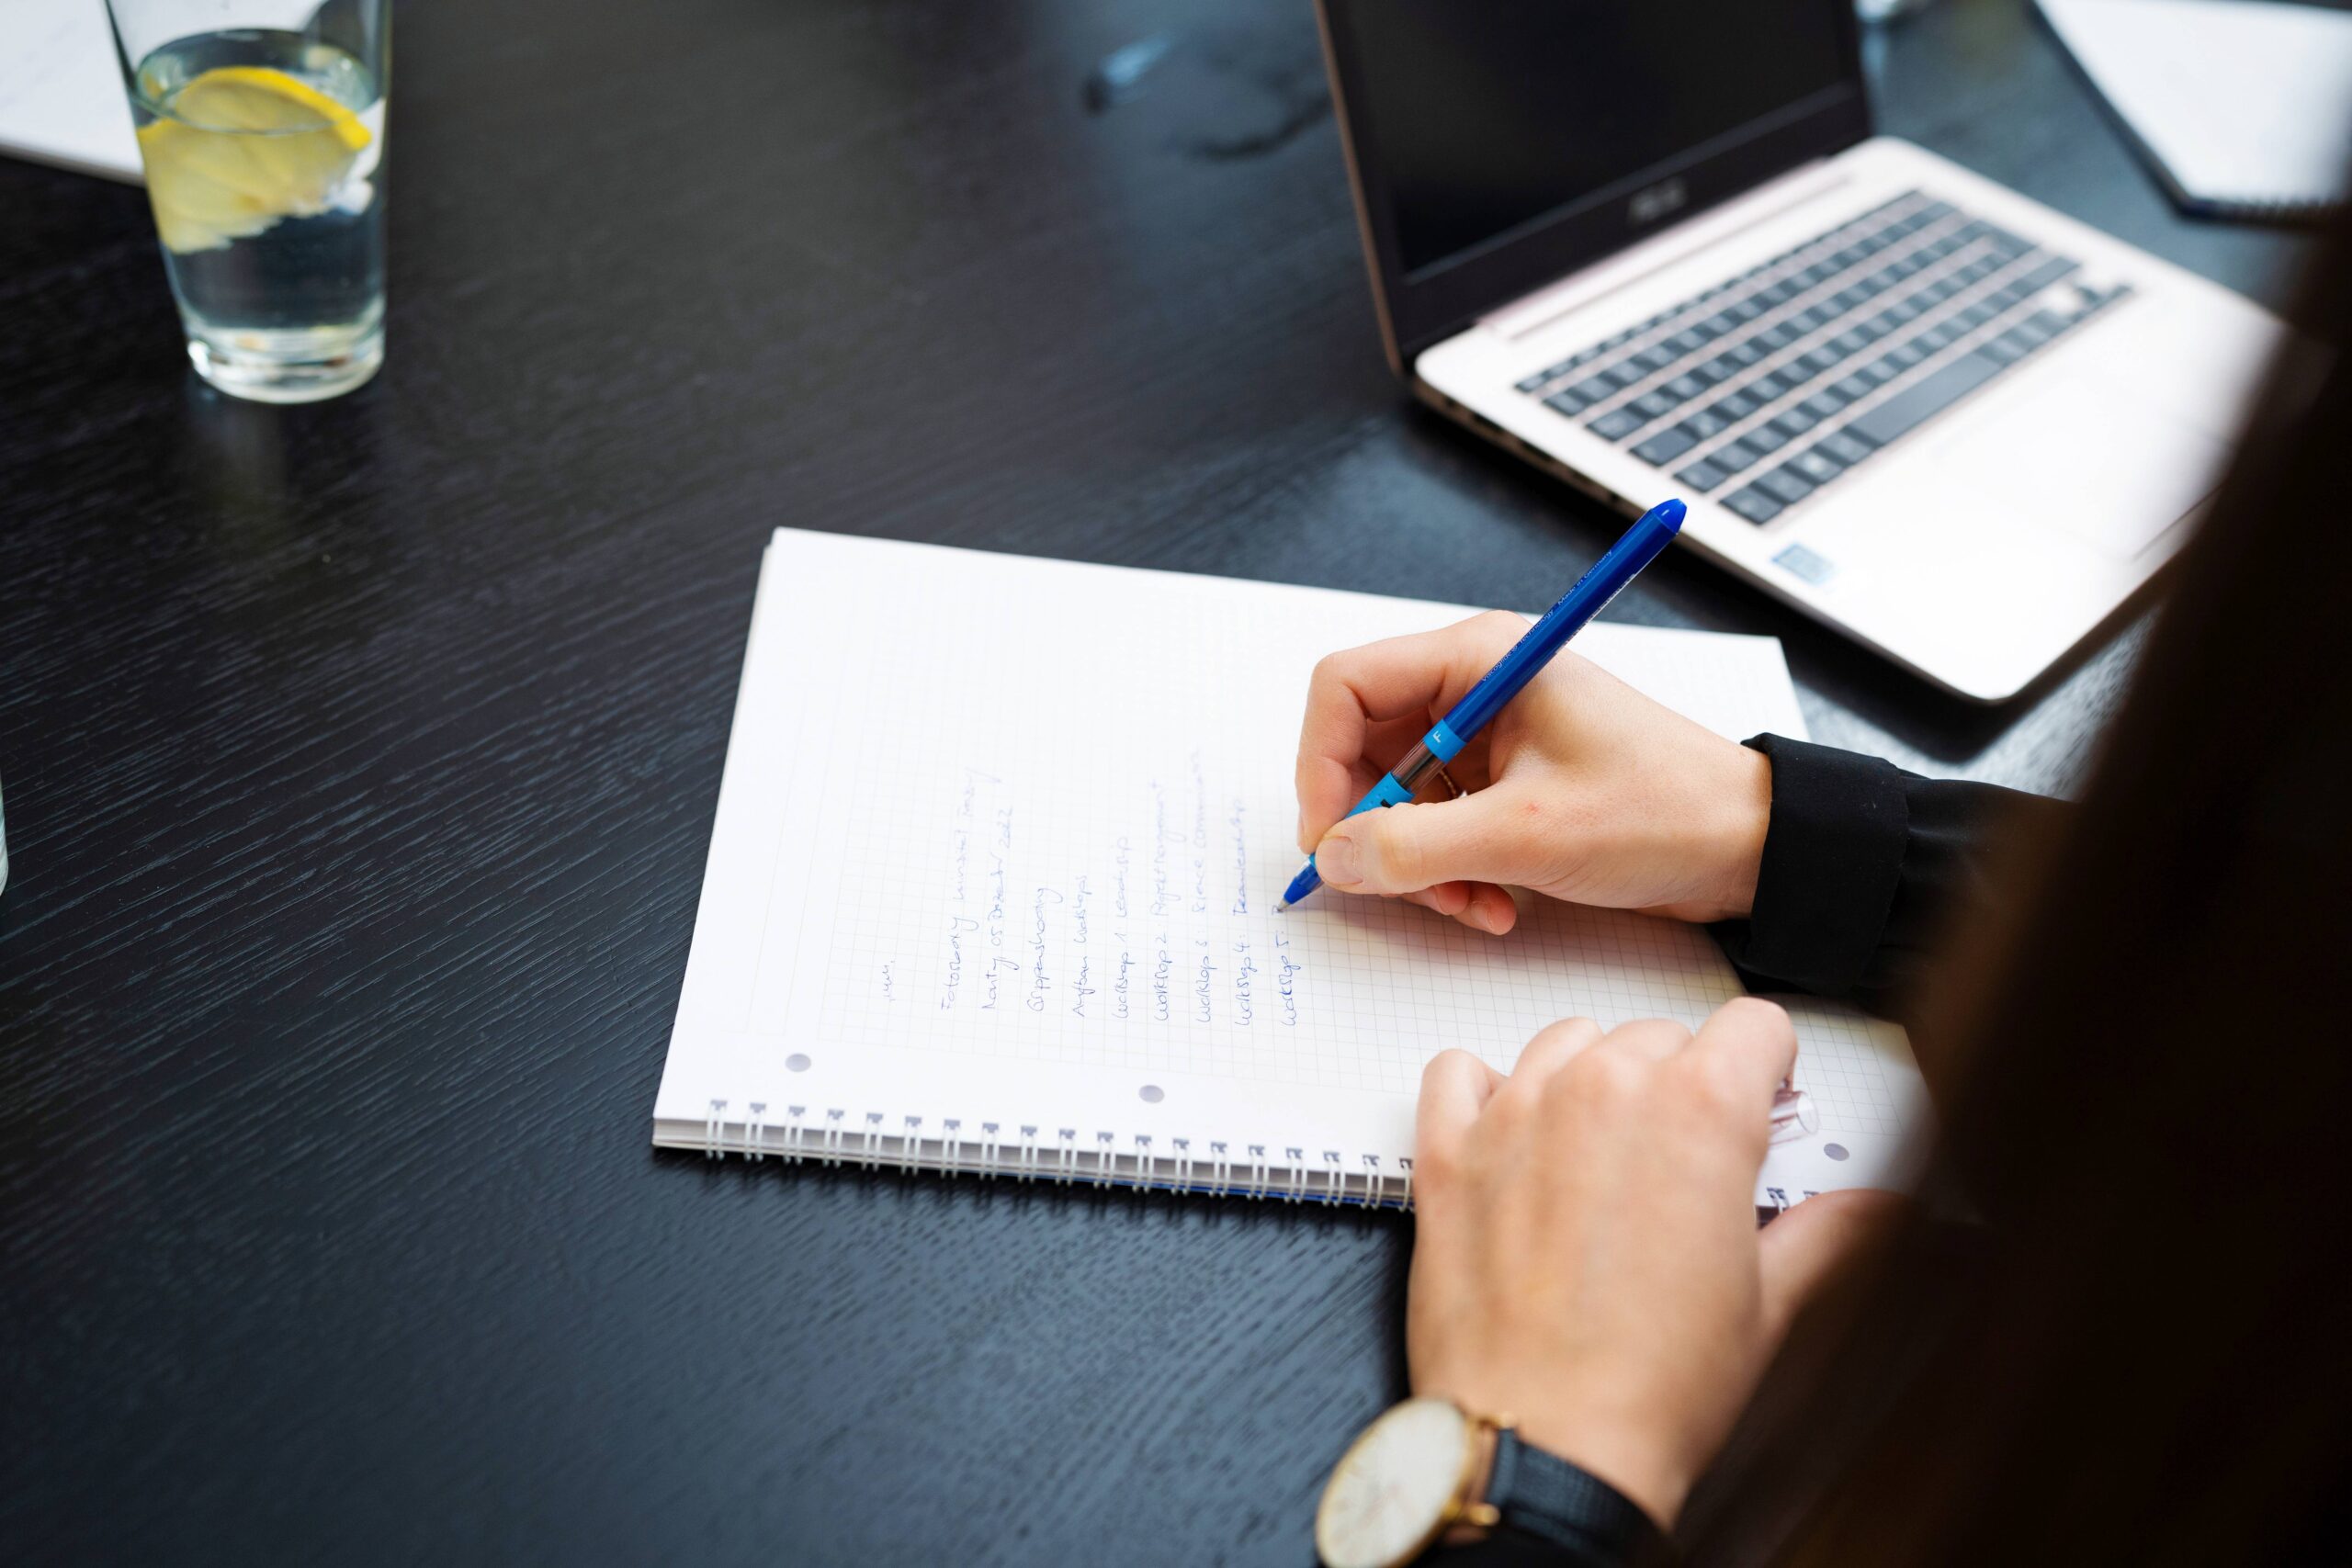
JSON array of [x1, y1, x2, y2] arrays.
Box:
[[786, 1053, 812, 1073], [1824, 1143, 1849, 1161], [1138, 1084, 1165, 1103]]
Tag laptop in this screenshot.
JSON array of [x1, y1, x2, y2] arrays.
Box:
[[1313, 0, 2290, 702]]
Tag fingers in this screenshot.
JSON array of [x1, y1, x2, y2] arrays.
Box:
[[1405, 880, 1520, 935], [1598, 1018, 1692, 1063], [1312, 783, 1543, 897], [1505, 1016, 1605, 1089], [1682, 998, 1799, 1115], [1417, 1048, 1506, 1168], [1295, 614, 1529, 845], [1756, 1189, 1910, 1344]]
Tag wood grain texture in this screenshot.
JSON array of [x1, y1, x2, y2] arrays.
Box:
[[0, 1, 2318, 1562]]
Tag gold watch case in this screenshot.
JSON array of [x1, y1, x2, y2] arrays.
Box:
[[1314, 1397, 1515, 1568]]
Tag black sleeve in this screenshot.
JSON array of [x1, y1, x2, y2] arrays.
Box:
[[1711, 735, 2069, 1020], [1431, 1536, 1638, 1567]]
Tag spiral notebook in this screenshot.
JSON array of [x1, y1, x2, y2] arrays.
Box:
[[650, 530, 1930, 1209]]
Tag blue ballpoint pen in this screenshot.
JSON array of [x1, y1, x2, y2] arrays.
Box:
[[1275, 497, 1686, 912]]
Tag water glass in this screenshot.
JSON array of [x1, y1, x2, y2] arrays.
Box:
[[104, 0, 390, 402]]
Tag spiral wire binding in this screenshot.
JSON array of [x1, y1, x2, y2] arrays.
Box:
[[698, 1097, 1414, 1207]]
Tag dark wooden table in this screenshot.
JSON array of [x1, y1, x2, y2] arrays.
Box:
[[0, 1, 2319, 1562]]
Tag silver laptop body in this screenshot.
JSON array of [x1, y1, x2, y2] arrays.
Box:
[[1317, 0, 2288, 702]]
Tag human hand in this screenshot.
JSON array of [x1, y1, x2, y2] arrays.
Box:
[[1294, 612, 1773, 933], [1406, 1000, 1904, 1528]]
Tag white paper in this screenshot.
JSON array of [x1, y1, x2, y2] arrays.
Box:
[[2039, 0, 2352, 212], [0, 0, 142, 182], [652, 530, 1928, 1204]]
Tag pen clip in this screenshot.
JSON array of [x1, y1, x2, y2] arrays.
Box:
[[1769, 1084, 1819, 1145]]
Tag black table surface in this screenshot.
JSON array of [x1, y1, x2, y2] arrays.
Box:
[[0, 1, 2320, 1562]]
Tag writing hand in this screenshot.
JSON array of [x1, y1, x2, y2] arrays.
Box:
[[1294, 612, 1773, 933], [1408, 1000, 1904, 1528]]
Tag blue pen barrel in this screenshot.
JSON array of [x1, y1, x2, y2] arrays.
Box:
[[1279, 498, 1683, 910], [1441, 499, 1684, 740]]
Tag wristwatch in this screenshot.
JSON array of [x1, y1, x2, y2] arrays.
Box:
[[1314, 1398, 1670, 1568]]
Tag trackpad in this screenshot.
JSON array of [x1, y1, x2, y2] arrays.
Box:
[[1935, 372, 2232, 559]]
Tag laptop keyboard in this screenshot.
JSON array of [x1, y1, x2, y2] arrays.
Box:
[[1514, 191, 2132, 525]]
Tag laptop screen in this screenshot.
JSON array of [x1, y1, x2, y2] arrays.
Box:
[[1343, 0, 1859, 280]]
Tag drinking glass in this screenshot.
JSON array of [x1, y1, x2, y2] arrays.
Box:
[[104, 0, 390, 402]]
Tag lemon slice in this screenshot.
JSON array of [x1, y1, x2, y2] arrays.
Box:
[[137, 66, 374, 254]]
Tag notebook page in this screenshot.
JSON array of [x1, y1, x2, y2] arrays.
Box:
[[2037, 0, 2352, 212], [653, 531, 1926, 1200], [0, 0, 142, 183]]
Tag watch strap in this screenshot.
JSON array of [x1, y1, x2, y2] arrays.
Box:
[[1477, 1429, 1673, 1566]]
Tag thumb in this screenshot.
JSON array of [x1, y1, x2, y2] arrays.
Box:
[[1313, 786, 1533, 897], [1755, 1188, 1910, 1345]]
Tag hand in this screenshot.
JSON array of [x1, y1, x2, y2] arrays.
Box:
[[1294, 612, 1773, 932], [1407, 1000, 1904, 1528]]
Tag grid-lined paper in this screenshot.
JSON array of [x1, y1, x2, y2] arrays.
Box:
[[653, 531, 1928, 1199]]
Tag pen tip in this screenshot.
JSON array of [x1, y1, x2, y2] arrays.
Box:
[[1273, 900, 1290, 914]]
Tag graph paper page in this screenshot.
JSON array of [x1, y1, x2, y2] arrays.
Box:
[[654, 531, 1928, 1198]]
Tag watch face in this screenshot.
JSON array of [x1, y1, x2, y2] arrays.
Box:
[[1315, 1398, 1474, 1568]]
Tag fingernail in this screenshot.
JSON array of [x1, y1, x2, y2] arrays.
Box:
[[1315, 832, 1363, 888], [1463, 901, 1495, 934]]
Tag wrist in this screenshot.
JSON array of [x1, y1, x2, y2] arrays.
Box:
[[1702, 743, 1772, 921]]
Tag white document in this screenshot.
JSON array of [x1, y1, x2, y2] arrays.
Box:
[[2038, 0, 2352, 216], [652, 530, 1928, 1207], [0, 0, 142, 182]]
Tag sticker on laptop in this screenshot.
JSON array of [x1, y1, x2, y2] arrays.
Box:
[[1772, 543, 1836, 585]]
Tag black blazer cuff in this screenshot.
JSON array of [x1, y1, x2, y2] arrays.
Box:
[[1714, 735, 1910, 995]]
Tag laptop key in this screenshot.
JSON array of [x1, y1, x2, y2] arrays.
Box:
[[1680, 409, 1730, 440], [1667, 329, 1708, 354], [1633, 426, 1700, 466], [1803, 389, 1849, 418], [1516, 372, 1553, 393], [1634, 344, 1679, 372], [1544, 389, 1590, 416], [1847, 349, 2006, 446], [1589, 407, 1646, 441], [1710, 438, 1763, 474], [1724, 486, 1784, 525], [1711, 389, 1762, 421], [1674, 459, 1730, 493], [1748, 371, 1793, 401], [1772, 407, 1819, 437], [1756, 467, 1815, 505], [2009, 254, 2080, 295], [1789, 448, 1844, 484], [1816, 429, 1877, 465], [1664, 373, 1710, 400], [1745, 422, 1792, 456], [1631, 389, 1679, 419]]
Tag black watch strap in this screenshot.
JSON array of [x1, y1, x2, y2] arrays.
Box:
[[1477, 1429, 1674, 1566]]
